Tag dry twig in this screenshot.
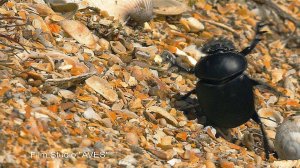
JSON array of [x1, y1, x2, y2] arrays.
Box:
[[253, 0, 300, 28], [0, 0, 7, 6], [0, 16, 29, 53], [46, 72, 97, 88], [200, 19, 240, 37]]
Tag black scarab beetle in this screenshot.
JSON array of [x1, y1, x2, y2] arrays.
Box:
[[169, 22, 281, 159]]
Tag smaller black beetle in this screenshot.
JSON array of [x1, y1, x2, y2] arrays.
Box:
[[168, 22, 281, 159]]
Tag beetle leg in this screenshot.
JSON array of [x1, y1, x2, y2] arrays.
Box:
[[179, 104, 200, 111], [250, 78, 285, 97], [215, 127, 233, 141], [240, 22, 268, 56], [174, 89, 196, 101], [251, 112, 270, 160], [179, 103, 204, 121]]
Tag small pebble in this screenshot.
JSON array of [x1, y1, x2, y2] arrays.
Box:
[[80, 138, 92, 147], [125, 132, 139, 146]]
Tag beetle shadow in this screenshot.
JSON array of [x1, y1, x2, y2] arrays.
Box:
[[172, 95, 240, 143], [172, 95, 279, 159]]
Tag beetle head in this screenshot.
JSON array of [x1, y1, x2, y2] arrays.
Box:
[[201, 38, 236, 55]]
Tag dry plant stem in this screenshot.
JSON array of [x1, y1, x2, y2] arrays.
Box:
[[0, 49, 14, 52], [46, 72, 96, 85], [0, 17, 27, 28], [30, 65, 64, 77], [0, 61, 13, 65], [0, 17, 29, 52], [33, 108, 60, 120], [11, 58, 25, 71], [0, 16, 23, 20], [0, 34, 29, 53], [253, 0, 300, 27], [20, 51, 67, 62], [0, 23, 27, 28], [21, 45, 52, 51], [21, 54, 55, 71], [0, 41, 25, 50], [200, 19, 240, 37], [0, 64, 23, 72], [0, 0, 8, 6], [0, 58, 23, 72]]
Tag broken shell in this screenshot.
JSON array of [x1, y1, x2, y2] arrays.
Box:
[[134, 45, 158, 57], [86, 0, 153, 24], [47, 159, 61, 168], [62, 42, 79, 53], [144, 22, 152, 31], [101, 118, 113, 128], [121, 0, 153, 24], [147, 148, 175, 160], [167, 158, 182, 166], [272, 160, 300, 168], [153, 0, 188, 15], [127, 76, 138, 86], [183, 45, 204, 61], [110, 41, 126, 54], [49, 2, 79, 18], [146, 106, 178, 126], [275, 115, 300, 160], [154, 55, 162, 64], [173, 48, 198, 71], [50, 2, 78, 13], [118, 155, 137, 167], [105, 54, 124, 66], [85, 76, 118, 102], [30, 4, 56, 16], [258, 108, 283, 127], [41, 94, 61, 105], [83, 107, 101, 121], [266, 96, 278, 107], [180, 18, 190, 32], [59, 19, 96, 49], [175, 48, 197, 66], [49, 14, 66, 22], [58, 64, 73, 71], [99, 38, 110, 51], [160, 136, 173, 146], [271, 69, 284, 83], [187, 17, 204, 32], [28, 97, 42, 107], [58, 89, 76, 99], [80, 138, 92, 147], [30, 15, 52, 34], [125, 132, 139, 146], [180, 17, 204, 33]]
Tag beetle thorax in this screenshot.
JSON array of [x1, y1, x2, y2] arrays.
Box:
[[202, 38, 237, 55], [194, 52, 247, 84]]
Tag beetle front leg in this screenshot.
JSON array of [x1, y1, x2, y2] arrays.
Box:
[[251, 112, 270, 160], [241, 22, 268, 56], [179, 103, 204, 121], [174, 89, 196, 101], [179, 104, 200, 111]]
